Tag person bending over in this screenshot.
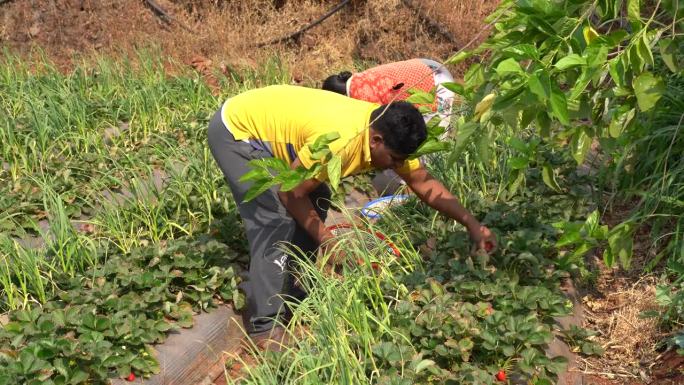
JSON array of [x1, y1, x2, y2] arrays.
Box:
[[207, 85, 494, 350]]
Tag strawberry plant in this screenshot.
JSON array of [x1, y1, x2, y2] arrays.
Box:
[[0, 237, 244, 384], [558, 325, 604, 356]]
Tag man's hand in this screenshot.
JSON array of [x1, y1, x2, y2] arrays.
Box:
[[319, 235, 347, 265], [398, 166, 497, 254], [317, 236, 347, 279], [469, 225, 497, 253]]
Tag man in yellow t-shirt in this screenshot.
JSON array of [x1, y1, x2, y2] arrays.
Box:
[[207, 85, 495, 348]]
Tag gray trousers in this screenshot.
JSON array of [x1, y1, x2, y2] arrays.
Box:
[[207, 109, 330, 335]]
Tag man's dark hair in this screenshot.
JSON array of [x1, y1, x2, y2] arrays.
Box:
[[321, 71, 352, 95], [370, 102, 427, 156]]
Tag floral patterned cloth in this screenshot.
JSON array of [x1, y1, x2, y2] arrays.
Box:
[[348, 59, 438, 111]]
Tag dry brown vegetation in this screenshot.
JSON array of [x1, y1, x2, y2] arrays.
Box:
[[0, 0, 499, 82], [577, 208, 677, 384], [581, 264, 661, 383]]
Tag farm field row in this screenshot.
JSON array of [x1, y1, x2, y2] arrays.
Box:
[[0, 53, 600, 384]]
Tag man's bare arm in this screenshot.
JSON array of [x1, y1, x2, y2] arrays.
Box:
[[397, 165, 496, 250], [277, 158, 333, 245]]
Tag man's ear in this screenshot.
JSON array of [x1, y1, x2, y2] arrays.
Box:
[[369, 131, 384, 146]]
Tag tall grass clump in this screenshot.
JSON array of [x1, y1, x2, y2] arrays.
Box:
[[0, 176, 101, 311], [602, 65, 684, 346], [231, 228, 421, 385], [607, 71, 684, 266], [0, 237, 51, 310]]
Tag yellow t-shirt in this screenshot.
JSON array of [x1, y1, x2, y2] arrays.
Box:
[[221, 85, 420, 180]]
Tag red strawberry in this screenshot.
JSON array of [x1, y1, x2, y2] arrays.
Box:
[[495, 369, 506, 382], [126, 372, 136, 382], [485, 241, 494, 252]]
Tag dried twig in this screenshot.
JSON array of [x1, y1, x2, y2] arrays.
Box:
[[256, 0, 351, 47], [581, 370, 639, 378], [143, 0, 194, 33]]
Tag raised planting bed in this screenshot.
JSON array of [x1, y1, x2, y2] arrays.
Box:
[[110, 304, 243, 385]]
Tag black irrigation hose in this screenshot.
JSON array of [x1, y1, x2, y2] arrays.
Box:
[[143, 0, 194, 33], [257, 0, 351, 47]]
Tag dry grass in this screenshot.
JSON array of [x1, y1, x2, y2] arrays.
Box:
[[581, 268, 662, 380], [0, 0, 499, 81], [578, 209, 672, 383], [200, 0, 499, 81]]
